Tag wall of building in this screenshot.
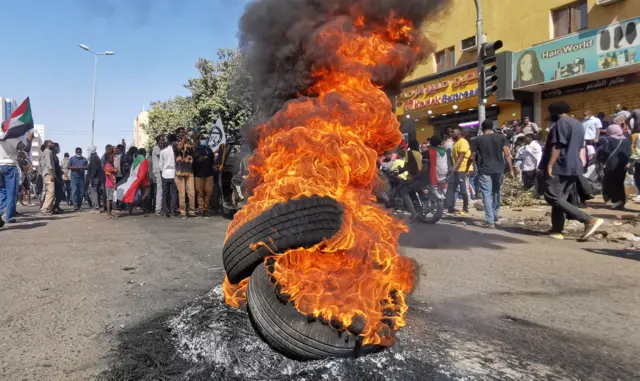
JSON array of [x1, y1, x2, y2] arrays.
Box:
[[133, 111, 150, 148], [407, 0, 640, 82]]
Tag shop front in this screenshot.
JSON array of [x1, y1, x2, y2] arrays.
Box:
[[396, 65, 521, 143], [512, 17, 640, 125]]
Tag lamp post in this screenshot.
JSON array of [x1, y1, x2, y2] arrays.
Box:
[[473, 0, 485, 125], [79, 44, 114, 149]]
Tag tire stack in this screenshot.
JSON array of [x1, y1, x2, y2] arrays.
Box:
[[222, 195, 382, 360]]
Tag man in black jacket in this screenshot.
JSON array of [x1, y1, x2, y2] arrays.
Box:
[[87, 146, 104, 213], [192, 136, 215, 216]]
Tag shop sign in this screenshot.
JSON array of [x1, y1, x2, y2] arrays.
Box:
[[512, 17, 640, 90], [541, 73, 640, 99], [398, 68, 479, 111]]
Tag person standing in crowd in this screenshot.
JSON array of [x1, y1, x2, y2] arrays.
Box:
[[104, 153, 118, 219], [114, 142, 125, 184], [121, 146, 138, 180], [423, 135, 452, 187], [597, 112, 610, 130], [146, 148, 156, 213], [443, 128, 454, 151], [193, 134, 215, 217], [160, 134, 178, 217], [446, 127, 471, 216], [613, 104, 631, 123], [174, 131, 196, 219], [52, 143, 65, 214], [394, 140, 426, 220], [87, 146, 103, 214], [540, 102, 603, 240], [67, 147, 88, 211], [468, 120, 514, 228], [627, 107, 640, 134], [61, 152, 72, 205], [101, 144, 114, 211], [522, 117, 540, 135], [582, 111, 602, 148], [511, 122, 524, 146], [0, 130, 33, 226], [152, 135, 165, 216], [597, 123, 631, 210], [40, 140, 56, 215], [520, 134, 542, 190], [17, 151, 34, 207]]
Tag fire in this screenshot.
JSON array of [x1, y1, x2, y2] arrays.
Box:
[[224, 13, 424, 345]]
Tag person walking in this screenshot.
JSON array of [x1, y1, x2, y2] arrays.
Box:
[[0, 130, 33, 225], [597, 124, 631, 210], [152, 135, 165, 216], [445, 127, 472, 215], [40, 140, 56, 215], [61, 153, 72, 206], [582, 111, 602, 148], [68, 147, 88, 211], [520, 134, 543, 190], [104, 153, 118, 219], [540, 102, 603, 240], [52, 143, 66, 214], [467, 120, 514, 228], [193, 135, 215, 217], [87, 146, 103, 214], [174, 133, 196, 218], [160, 134, 178, 217]]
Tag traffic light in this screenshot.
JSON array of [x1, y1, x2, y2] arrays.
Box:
[[483, 65, 498, 97], [480, 40, 503, 60]]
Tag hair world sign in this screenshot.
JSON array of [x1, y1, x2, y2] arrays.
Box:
[[398, 69, 479, 111]]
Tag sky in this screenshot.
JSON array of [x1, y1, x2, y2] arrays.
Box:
[[1, 0, 247, 156]]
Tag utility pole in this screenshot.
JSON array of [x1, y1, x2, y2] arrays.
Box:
[[474, 0, 485, 125]]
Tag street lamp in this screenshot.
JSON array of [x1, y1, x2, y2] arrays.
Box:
[[79, 44, 115, 149]]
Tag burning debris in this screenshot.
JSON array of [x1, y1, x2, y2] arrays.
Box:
[[221, 0, 447, 360]]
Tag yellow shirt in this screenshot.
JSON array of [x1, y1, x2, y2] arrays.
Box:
[[391, 159, 408, 180], [632, 133, 639, 153], [453, 138, 473, 172]]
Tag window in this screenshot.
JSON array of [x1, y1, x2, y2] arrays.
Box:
[[435, 47, 455, 72], [552, 1, 588, 38]]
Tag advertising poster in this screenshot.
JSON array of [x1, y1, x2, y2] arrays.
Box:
[[512, 17, 640, 89]]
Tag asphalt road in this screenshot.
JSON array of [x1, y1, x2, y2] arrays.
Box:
[[0, 205, 639, 380]]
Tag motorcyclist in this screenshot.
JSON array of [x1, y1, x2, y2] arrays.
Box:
[[395, 140, 430, 220]]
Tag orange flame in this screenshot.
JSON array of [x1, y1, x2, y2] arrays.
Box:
[[224, 13, 423, 346]]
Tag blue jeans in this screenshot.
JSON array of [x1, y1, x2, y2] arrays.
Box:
[[70, 173, 85, 207], [0, 165, 19, 223], [477, 173, 503, 224]]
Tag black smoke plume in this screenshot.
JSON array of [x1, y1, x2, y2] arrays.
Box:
[[239, 0, 447, 135]]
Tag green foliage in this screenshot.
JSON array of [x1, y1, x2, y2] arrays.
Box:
[[144, 48, 253, 142]]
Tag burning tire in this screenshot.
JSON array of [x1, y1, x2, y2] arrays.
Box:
[[246, 263, 383, 360], [222, 195, 343, 284]]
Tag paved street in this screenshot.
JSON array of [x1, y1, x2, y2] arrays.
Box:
[[1, 205, 639, 380]]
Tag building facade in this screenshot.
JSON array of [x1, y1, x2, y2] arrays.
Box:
[[30, 125, 45, 166], [0, 97, 18, 122], [133, 111, 150, 148], [399, 0, 640, 142]]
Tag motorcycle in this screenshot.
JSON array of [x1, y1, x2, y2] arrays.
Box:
[[377, 168, 445, 224], [217, 139, 247, 219]]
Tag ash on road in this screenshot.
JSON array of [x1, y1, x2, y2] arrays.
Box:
[[1, 206, 639, 380]]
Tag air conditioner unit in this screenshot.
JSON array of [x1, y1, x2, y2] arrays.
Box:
[[596, 0, 624, 6], [460, 34, 486, 52]]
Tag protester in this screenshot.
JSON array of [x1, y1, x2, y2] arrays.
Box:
[[52, 143, 65, 214], [152, 135, 165, 216], [468, 120, 513, 228], [0, 130, 34, 225], [146, 148, 156, 213], [520, 134, 542, 190], [522, 117, 540, 135], [597, 124, 631, 210], [193, 134, 215, 216], [104, 153, 118, 219], [582, 111, 602, 148], [67, 147, 88, 211], [61, 153, 72, 205], [393, 140, 427, 220], [597, 112, 610, 130], [87, 146, 103, 214], [121, 146, 138, 180], [443, 128, 454, 151], [101, 144, 114, 211], [511, 122, 524, 146], [174, 131, 196, 219], [425, 135, 451, 185], [445, 127, 471, 215], [160, 134, 178, 217], [627, 108, 640, 135], [612, 104, 631, 123], [540, 102, 603, 240], [39, 140, 56, 215], [115, 142, 125, 184]]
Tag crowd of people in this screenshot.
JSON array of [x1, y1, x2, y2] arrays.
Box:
[[0, 126, 227, 228], [381, 102, 640, 240]]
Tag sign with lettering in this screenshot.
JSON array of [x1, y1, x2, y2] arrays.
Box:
[[541, 73, 640, 99], [397, 68, 480, 111], [512, 17, 640, 90]]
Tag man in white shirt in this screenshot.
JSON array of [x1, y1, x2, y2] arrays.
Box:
[[522, 117, 540, 135], [152, 135, 166, 215], [159, 134, 178, 217], [519, 134, 542, 191], [0, 131, 34, 225], [582, 111, 602, 148]]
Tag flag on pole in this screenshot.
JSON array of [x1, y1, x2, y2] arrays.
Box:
[[208, 117, 226, 152], [0, 97, 34, 141]]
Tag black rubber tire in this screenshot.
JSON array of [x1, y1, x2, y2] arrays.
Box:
[[246, 263, 383, 360], [223, 195, 343, 284], [419, 193, 444, 224]]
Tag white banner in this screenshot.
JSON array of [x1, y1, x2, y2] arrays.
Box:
[[208, 118, 226, 152]]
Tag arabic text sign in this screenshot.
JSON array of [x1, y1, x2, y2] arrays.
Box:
[[512, 17, 640, 89], [541, 73, 640, 99]]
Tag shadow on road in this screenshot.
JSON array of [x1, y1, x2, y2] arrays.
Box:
[[400, 222, 525, 250], [3, 222, 48, 231], [584, 248, 640, 262]]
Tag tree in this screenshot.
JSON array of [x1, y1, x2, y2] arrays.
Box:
[[144, 48, 253, 143]]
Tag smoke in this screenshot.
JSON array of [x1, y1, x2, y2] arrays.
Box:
[[238, 0, 448, 131]]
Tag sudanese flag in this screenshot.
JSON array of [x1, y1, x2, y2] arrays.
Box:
[[0, 97, 34, 141]]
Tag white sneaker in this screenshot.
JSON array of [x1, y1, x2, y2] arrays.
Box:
[[633, 195, 640, 203]]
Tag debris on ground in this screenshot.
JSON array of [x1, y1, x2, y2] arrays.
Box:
[[501, 176, 540, 207]]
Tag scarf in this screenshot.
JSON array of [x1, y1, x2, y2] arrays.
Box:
[[606, 124, 625, 140], [132, 154, 145, 170], [435, 147, 446, 157]]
